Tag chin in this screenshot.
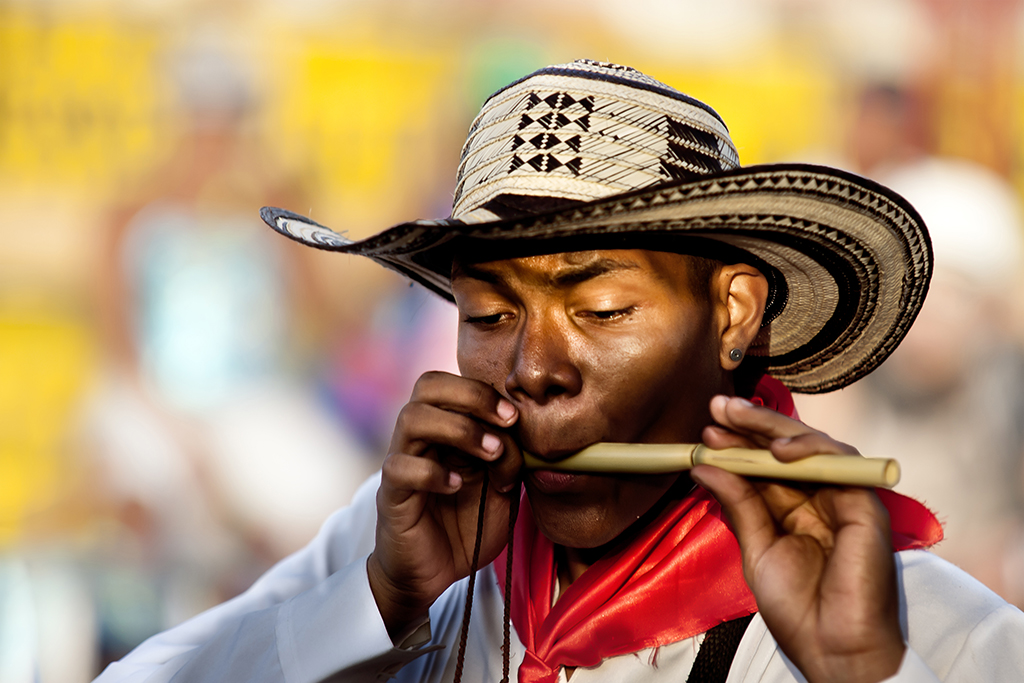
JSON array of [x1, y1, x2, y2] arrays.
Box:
[[530, 501, 624, 550], [524, 471, 682, 550]]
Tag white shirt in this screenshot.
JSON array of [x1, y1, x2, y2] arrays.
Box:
[[95, 472, 1024, 683]]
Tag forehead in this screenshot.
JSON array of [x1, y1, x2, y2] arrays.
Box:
[[450, 249, 691, 288], [448, 250, 704, 301]]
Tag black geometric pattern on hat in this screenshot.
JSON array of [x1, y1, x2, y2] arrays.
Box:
[[523, 91, 596, 114], [461, 97, 731, 212], [661, 117, 724, 179], [453, 60, 739, 216]]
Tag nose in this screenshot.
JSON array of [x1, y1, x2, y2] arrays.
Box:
[[505, 313, 583, 404]]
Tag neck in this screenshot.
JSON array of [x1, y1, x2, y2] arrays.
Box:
[[556, 545, 603, 591]]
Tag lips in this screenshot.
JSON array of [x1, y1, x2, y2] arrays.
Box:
[[522, 442, 598, 495], [528, 468, 585, 494], [514, 417, 608, 493]]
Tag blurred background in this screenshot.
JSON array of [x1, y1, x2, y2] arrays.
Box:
[[3, 0, 1024, 679]]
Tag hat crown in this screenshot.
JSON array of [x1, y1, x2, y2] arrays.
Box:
[[452, 59, 740, 220]]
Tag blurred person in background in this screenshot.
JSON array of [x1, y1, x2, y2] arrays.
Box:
[[80, 35, 375, 666], [317, 278, 460, 455], [800, 83, 1024, 607]]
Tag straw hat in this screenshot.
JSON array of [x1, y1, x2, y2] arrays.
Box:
[[261, 59, 931, 394]]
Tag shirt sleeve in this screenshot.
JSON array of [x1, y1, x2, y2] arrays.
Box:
[[92, 471, 443, 683], [941, 603, 1024, 681], [894, 550, 1024, 682], [880, 598, 1024, 683]]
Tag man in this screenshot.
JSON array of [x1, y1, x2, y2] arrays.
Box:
[[96, 60, 1024, 683]]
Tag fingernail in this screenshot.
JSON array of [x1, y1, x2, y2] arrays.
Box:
[[733, 397, 752, 408], [482, 433, 502, 453], [448, 471, 462, 489], [774, 437, 792, 446], [497, 399, 516, 422]]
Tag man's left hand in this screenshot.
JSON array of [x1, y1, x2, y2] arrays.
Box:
[[691, 395, 904, 683]]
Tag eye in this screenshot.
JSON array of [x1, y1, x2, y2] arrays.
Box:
[[463, 312, 510, 326], [579, 306, 635, 321]]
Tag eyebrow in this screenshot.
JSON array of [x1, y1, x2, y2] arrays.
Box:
[[453, 257, 642, 288], [551, 258, 641, 286]]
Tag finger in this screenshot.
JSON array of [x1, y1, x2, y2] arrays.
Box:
[[819, 489, 899, 621], [709, 395, 811, 448], [753, 486, 884, 555], [831, 486, 889, 527], [488, 433, 524, 494], [690, 464, 778, 573], [381, 451, 463, 503], [702, 424, 760, 451], [826, 488, 892, 552], [704, 422, 859, 475], [410, 371, 518, 428], [769, 431, 859, 462], [392, 402, 508, 462]]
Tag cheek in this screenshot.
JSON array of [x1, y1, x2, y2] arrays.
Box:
[[456, 328, 510, 385], [593, 317, 680, 371], [577, 333, 651, 386], [563, 334, 659, 437], [578, 316, 720, 438]]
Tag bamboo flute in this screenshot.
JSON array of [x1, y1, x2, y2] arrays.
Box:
[[522, 443, 901, 489]]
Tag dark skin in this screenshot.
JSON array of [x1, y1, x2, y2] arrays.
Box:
[[367, 249, 904, 683]]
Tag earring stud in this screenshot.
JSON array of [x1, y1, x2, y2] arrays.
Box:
[[729, 348, 744, 362]]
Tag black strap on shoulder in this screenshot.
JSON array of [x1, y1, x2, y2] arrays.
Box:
[[685, 614, 755, 683]]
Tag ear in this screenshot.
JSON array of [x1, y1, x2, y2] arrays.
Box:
[[711, 263, 769, 370]]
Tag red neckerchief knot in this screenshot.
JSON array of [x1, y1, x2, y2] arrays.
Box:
[[495, 376, 943, 683]]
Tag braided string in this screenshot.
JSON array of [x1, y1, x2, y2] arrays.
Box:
[[501, 482, 522, 683], [453, 469, 489, 683]]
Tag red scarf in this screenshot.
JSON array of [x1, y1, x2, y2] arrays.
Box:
[[495, 376, 943, 683]]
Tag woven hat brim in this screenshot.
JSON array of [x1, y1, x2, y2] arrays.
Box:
[[261, 163, 931, 394]]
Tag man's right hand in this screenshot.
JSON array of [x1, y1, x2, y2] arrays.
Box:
[[367, 371, 522, 641]]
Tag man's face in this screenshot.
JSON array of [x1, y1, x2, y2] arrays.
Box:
[[451, 249, 732, 550]]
